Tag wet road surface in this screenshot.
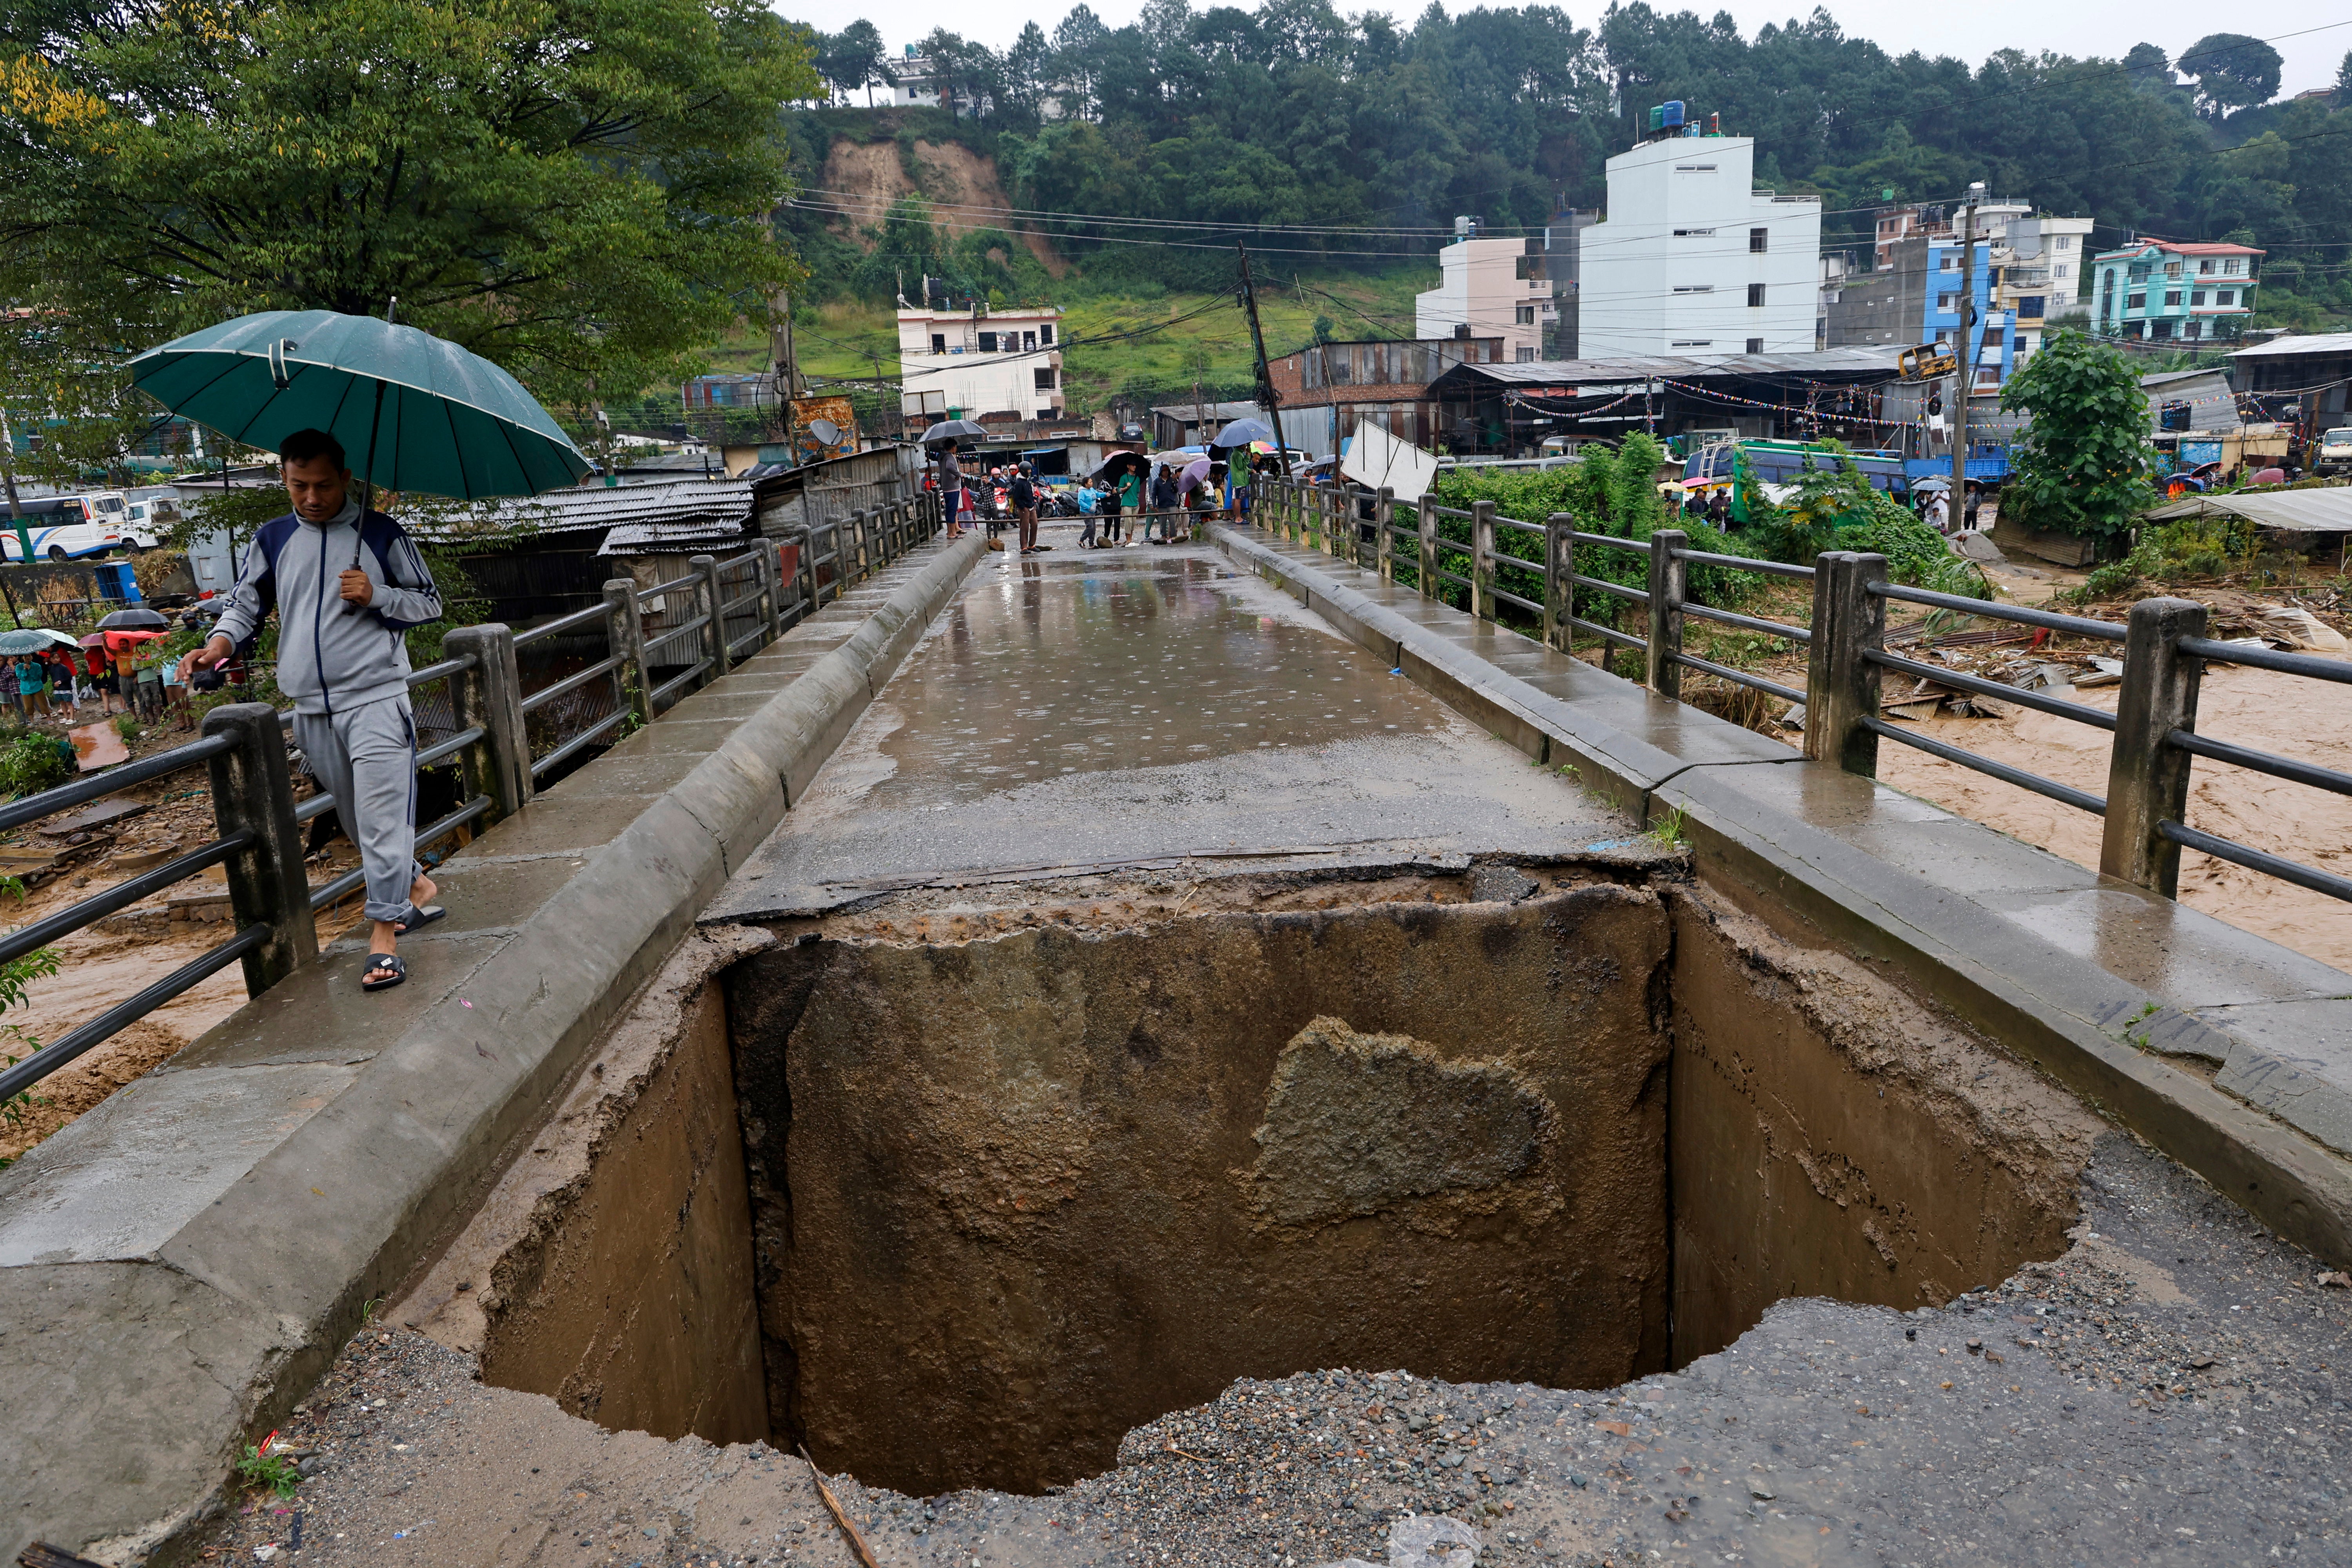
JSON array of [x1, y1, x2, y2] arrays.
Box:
[[709, 544, 1633, 920]]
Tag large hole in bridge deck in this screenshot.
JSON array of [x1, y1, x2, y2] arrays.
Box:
[[452, 864, 2087, 1500]]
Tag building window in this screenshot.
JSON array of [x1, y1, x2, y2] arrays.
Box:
[[2018, 296, 2045, 318], [2127, 292, 2147, 310], [2056, 236, 2074, 250], [1515, 305, 1534, 325], [2151, 320, 2172, 341], [929, 334, 946, 354], [1749, 227, 1768, 253], [2164, 261, 2182, 278], [1975, 368, 2001, 388], [2013, 335, 2028, 352], [1033, 368, 1056, 391], [1515, 346, 1537, 362], [2164, 290, 2182, 307], [977, 330, 998, 352], [1940, 255, 1959, 272], [2217, 290, 2235, 306], [2199, 260, 2215, 274], [2190, 290, 2205, 307], [1670, 340, 1713, 347], [1672, 227, 1716, 236], [1747, 283, 1766, 307], [1023, 331, 1037, 351], [1746, 337, 1764, 353], [1671, 285, 1714, 293], [2223, 260, 2241, 276], [2053, 264, 2069, 279], [2184, 322, 2202, 341], [1937, 292, 1957, 310]]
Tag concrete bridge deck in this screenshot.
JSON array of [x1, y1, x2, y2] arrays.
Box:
[[7, 512, 2352, 1566]]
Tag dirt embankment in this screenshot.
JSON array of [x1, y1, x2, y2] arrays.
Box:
[[819, 138, 1066, 277], [1875, 660, 2352, 973]]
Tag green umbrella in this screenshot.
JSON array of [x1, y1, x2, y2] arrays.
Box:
[[126, 310, 592, 498]]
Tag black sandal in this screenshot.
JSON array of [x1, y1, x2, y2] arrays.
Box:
[[361, 953, 406, 991], [395, 904, 446, 936]]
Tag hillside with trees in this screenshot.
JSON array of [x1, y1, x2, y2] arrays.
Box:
[[784, 5, 2352, 334]]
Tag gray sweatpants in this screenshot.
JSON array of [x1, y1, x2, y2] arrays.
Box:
[[294, 694, 420, 926]]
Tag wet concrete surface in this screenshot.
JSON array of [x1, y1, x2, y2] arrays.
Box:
[[708, 544, 1632, 920], [189, 1134, 2352, 1567]]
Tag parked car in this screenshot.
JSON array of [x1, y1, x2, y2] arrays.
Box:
[[2316, 426, 2352, 477], [0, 491, 136, 561]]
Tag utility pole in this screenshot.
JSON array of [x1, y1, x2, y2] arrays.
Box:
[[770, 288, 804, 447], [1951, 181, 1985, 521], [1235, 241, 1287, 471]]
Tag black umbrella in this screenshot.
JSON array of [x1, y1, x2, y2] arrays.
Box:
[[97, 607, 171, 631], [920, 418, 989, 446], [1090, 451, 1149, 481], [1210, 416, 1276, 448]]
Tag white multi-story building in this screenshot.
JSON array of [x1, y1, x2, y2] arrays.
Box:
[[896, 305, 1065, 423], [1414, 235, 1552, 361], [1999, 214, 2095, 360], [1575, 133, 1822, 359]]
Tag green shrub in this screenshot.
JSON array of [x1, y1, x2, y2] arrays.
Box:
[[1746, 444, 1993, 600], [0, 732, 73, 798]]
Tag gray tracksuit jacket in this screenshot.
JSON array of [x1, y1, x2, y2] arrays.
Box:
[[211, 499, 444, 717]]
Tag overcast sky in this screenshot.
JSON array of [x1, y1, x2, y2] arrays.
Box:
[[785, 2, 2351, 98]]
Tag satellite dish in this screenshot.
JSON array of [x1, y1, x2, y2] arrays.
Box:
[[808, 418, 842, 445]]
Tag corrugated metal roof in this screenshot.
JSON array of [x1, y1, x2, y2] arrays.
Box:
[[1430, 347, 1907, 387], [2143, 488, 2352, 532], [405, 478, 751, 544], [2230, 333, 2352, 359], [597, 517, 751, 555]]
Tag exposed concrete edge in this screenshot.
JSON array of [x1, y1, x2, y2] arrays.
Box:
[[1657, 766, 2352, 1268], [0, 534, 986, 1567], [1209, 524, 2352, 1269]]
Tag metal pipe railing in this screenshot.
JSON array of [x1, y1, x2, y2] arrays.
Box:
[[1246, 475, 2352, 911], [0, 501, 952, 1101]]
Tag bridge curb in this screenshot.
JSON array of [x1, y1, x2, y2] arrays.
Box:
[[0, 533, 987, 1566]]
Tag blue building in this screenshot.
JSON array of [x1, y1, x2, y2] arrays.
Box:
[[1922, 237, 2013, 392]]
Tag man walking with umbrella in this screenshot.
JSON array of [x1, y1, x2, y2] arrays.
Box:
[[179, 428, 446, 993]]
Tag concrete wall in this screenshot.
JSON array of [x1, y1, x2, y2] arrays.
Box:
[[1667, 895, 2095, 1359], [728, 886, 1676, 1496]]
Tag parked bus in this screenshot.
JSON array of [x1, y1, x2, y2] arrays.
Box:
[[1680, 439, 1909, 525], [0, 491, 162, 561]]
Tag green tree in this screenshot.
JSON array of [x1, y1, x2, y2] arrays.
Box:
[[817, 20, 889, 105], [1, 0, 817, 417], [2178, 33, 2283, 122], [1998, 330, 2159, 545]]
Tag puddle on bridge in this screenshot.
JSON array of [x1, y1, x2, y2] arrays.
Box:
[[709, 548, 1626, 918], [866, 553, 1447, 794]]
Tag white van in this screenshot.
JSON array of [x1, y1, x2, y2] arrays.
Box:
[[0, 492, 138, 561]]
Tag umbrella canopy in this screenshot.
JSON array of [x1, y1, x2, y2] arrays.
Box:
[[920, 418, 989, 446], [96, 607, 171, 631], [77, 633, 106, 649], [1210, 416, 1275, 448], [0, 629, 78, 656], [127, 310, 592, 499], [1911, 475, 1951, 492], [1179, 456, 1214, 485], [1090, 452, 1149, 481]]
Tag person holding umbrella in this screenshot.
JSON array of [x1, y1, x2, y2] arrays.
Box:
[[179, 428, 446, 993]]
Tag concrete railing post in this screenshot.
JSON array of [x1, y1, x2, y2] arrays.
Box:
[[202, 702, 317, 995], [766, 540, 787, 641], [2101, 596, 2209, 897], [1376, 487, 1396, 581], [1471, 501, 1496, 623], [1417, 497, 1438, 599], [1646, 528, 1688, 699], [693, 553, 730, 681], [443, 624, 532, 822], [1804, 550, 1886, 776], [603, 578, 652, 727], [1543, 515, 1572, 653]]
